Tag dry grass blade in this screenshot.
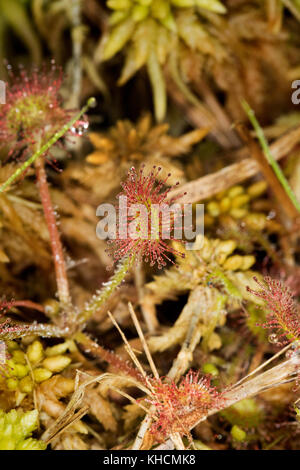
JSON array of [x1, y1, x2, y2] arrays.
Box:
[[169, 125, 300, 204], [107, 310, 153, 391], [42, 405, 89, 444], [236, 122, 299, 220], [41, 371, 151, 445], [128, 302, 159, 380]]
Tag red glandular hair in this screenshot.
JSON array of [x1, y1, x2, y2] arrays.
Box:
[[147, 371, 223, 440]]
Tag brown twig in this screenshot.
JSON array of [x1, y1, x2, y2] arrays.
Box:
[[168, 125, 300, 204], [236, 122, 299, 221], [133, 260, 159, 334], [128, 302, 159, 380]]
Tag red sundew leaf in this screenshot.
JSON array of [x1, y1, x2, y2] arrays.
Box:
[[247, 276, 300, 346], [0, 62, 81, 161], [146, 370, 223, 440], [109, 165, 185, 269]]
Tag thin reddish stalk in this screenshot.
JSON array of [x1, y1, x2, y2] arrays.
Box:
[[2, 300, 45, 313], [75, 332, 145, 383], [35, 158, 71, 310]]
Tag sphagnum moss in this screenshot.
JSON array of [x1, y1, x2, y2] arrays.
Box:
[[100, 0, 226, 120], [3, 339, 75, 401], [0, 409, 46, 450]]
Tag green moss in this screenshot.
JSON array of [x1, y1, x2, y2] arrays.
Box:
[[202, 363, 219, 376], [231, 425, 247, 442], [221, 398, 264, 429], [0, 409, 46, 450]]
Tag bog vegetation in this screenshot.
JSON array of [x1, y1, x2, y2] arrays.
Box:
[[0, 0, 299, 450]]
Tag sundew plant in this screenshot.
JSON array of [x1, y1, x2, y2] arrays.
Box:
[[0, 0, 299, 453]]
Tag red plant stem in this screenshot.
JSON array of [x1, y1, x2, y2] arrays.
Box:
[[35, 158, 71, 310], [75, 332, 145, 383], [3, 300, 45, 314]]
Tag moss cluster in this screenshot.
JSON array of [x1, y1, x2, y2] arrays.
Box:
[[3, 339, 74, 403], [0, 409, 46, 450], [205, 181, 269, 225]]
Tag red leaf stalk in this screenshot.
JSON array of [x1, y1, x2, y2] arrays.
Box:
[[35, 157, 71, 312], [247, 276, 300, 346]]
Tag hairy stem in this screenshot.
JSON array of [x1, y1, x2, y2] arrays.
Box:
[[0, 97, 95, 193], [75, 332, 145, 383], [0, 320, 67, 341], [2, 300, 45, 313], [77, 254, 135, 325]]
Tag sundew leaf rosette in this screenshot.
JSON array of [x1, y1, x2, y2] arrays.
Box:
[[0, 63, 88, 159], [107, 165, 186, 269]]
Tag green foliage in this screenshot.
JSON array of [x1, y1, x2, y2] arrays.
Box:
[[221, 398, 264, 430], [0, 409, 46, 450], [231, 424, 247, 442], [101, 0, 226, 120]]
